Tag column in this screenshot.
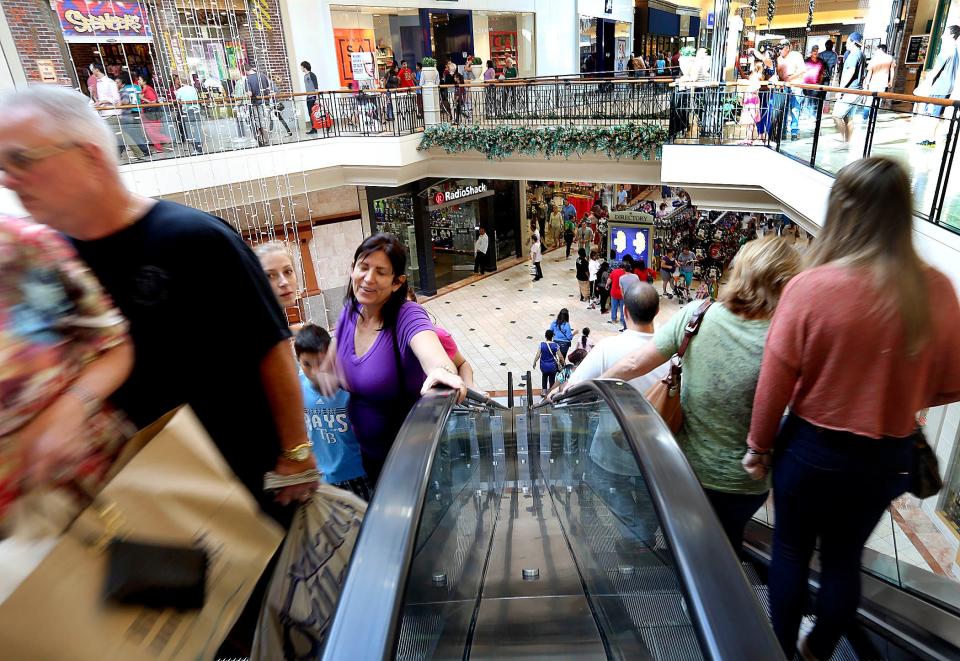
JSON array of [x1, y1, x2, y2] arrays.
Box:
[[413, 192, 438, 295], [534, 0, 578, 76], [709, 0, 731, 82], [279, 0, 338, 92]]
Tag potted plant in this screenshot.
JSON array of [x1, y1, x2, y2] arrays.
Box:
[[470, 56, 484, 82], [678, 46, 697, 79], [420, 56, 439, 85]]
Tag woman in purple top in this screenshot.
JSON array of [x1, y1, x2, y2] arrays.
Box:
[[322, 234, 465, 482], [483, 61, 496, 81]]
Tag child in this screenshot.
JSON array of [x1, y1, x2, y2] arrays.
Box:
[[576, 327, 594, 353], [295, 324, 372, 501]]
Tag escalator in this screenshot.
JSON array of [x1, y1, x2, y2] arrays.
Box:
[[323, 380, 960, 660]]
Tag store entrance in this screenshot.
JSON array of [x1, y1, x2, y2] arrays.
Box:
[[427, 10, 473, 66]]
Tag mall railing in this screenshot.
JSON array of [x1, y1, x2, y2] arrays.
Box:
[[434, 76, 673, 127], [668, 80, 960, 234], [106, 75, 677, 167]]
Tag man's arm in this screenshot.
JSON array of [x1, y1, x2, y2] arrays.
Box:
[[260, 342, 318, 502]]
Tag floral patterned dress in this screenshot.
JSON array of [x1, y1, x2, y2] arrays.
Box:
[[0, 217, 134, 521]]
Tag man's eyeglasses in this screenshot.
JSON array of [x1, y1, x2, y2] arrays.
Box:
[[0, 142, 80, 175]]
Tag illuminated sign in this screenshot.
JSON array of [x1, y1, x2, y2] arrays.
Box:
[[56, 1, 152, 43]]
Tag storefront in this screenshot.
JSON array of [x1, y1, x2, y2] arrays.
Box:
[[32, 0, 288, 100], [366, 178, 521, 294], [579, 15, 633, 73], [329, 5, 536, 85], [632, 0, 700, 62]]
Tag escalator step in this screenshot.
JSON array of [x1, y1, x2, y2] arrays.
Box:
[[619, 592, 692, 627], [639, 625, 705, 661]]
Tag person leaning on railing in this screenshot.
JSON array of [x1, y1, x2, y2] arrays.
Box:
[[312, 233, 466, 485]]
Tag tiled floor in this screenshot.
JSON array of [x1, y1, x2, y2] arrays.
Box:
[[424, 252, 946, 580], [423, 246, 684, 393]]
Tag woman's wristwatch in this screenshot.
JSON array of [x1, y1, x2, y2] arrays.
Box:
[[281, 441, 314, 462]]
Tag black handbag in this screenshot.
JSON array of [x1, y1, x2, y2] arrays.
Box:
[[909, 428, 943, 499]]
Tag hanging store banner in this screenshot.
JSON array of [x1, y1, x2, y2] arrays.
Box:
[[56, 0, 153, 43]]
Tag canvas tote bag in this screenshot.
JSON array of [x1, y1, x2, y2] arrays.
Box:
[[0, 406, 284, 661]]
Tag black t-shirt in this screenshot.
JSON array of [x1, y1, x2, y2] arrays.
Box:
[[576, 257, 589, 281], [72, 201, 291, 512]]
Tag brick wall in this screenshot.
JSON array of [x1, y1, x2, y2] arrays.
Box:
[[1, 0, 74, 86], [0, 0, 292, 93], [893, 0, 922, 95]]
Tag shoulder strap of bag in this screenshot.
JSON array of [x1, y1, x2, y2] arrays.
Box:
[[676, 300, 712, 359]]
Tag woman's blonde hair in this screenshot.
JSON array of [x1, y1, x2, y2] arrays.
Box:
[[806, 156, 929, 353], [253, 240, 294, 266], [722, 235, 801, 318]]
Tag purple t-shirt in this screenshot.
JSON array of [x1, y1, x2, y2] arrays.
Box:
[[336, 300, 433, 461]]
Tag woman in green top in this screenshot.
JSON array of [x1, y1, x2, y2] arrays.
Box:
[[602, 236, 801, 553], [503, 57, 518, 79]]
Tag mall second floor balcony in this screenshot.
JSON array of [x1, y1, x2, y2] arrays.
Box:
[[105, 75, 960, 248]]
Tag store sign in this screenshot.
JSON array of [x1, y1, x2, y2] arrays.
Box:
[[56, 0, 152, 43], [350, 51, 375, 81], [609, 210, 654, 225], [428, 182, 493, 210], [37, 59, 58, 83]]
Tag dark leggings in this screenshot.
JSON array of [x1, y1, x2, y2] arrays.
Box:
[[541, 370, 556, 393], [769, 414, 910, 659], [703, 488, 768, 556]]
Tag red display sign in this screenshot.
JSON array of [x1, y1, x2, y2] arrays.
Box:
[[434, 192, 445, 205], [56, 1, 152, 43]]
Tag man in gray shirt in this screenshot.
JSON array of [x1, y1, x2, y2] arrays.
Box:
[[301, 60, 319, 135]]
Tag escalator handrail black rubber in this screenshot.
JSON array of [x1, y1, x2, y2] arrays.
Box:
[[556, 379, 785, 661], [322, 388, 460, 661]]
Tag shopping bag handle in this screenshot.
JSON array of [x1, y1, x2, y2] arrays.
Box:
[[263, 469, 322, 492]]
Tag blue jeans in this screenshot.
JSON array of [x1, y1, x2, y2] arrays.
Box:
[[610, 297, 625, 329], [769, 414, 911, 658], [787, 92, 802, 137]]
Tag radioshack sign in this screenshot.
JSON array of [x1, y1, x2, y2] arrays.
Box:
[[428, 182, 491, 210]]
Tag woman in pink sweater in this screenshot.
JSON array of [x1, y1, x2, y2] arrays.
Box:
[[744, 157, 960, 660]]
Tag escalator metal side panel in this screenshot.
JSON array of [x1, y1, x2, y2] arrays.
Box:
[[322, 391, 459, 661]]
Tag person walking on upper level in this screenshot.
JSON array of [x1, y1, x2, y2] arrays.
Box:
[[743, 158, 960, 660], [819, 40, 838, 84], [301, 61, 319, 136], [918, 26, 960, 146], [474, 226, 489, 274], [830, 32, 867, 146], [604, 237, 801, 554]]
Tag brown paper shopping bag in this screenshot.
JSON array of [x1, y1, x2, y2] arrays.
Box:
[[0, 406, 284, 661]]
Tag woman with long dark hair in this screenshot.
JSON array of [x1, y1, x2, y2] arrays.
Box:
[[744, 157, 960, 659], [549, 307, 577, 358], [316, 233, 465, 482]]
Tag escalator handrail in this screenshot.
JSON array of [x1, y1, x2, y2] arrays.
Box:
[[322, 388, 460, 661], [555, 379, 785, 661]]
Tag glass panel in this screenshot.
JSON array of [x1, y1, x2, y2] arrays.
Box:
[[866, 104, 948, 220], [807, 91, 871, 177], [543, 400, 706, 660], [396, 409, 501, 660], [775, 89, 820, 164]]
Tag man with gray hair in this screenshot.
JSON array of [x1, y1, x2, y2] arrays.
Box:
[[0, 86, 317, 514]]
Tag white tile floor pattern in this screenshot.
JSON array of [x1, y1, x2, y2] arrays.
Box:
[[424, 253, 938, 576], [423, 248, 685, 393]]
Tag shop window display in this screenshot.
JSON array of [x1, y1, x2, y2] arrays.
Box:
[[429, 203, 477, 289], [373, 193, 420, 290]]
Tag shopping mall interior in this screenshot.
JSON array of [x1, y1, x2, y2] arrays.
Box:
[[1, 0, 960, 659]]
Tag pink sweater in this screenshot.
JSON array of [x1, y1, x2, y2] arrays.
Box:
[[749, 264, 960, 450]]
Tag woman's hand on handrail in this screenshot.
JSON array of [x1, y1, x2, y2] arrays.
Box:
[[422, 367, 467, 404]]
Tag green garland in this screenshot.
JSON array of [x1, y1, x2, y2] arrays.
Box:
[[418, 123, 668, 161]]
